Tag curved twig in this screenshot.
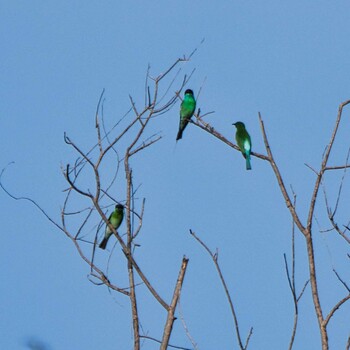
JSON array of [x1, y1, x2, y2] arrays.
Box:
[[190, 229, 252, 350]]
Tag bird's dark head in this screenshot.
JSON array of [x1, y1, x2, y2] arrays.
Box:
[[233, 121, 245, 129], [115, 204, 124, 211], [184, 89, 194, 96]]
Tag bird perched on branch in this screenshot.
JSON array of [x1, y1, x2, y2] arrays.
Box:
[[176, 89, 196, 141], [233, 122, 252, 170], [99, 204, 124, 250]]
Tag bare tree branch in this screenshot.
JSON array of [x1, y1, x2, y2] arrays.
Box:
[[178, 299, 199, 350], [139, 335, 192, 350], [258, 114, 305, 234], [323, 294, 350, 327], [333, 269, 350, 293], [0, 163, 64, 233], [160, 257, 189, 350], [307, 100, 350, 232], [284, 190, 309, 350], [190, 229, 252, 350]]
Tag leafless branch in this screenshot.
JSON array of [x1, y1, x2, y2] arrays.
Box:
[[284, 253, 309, 350], [2, 51, 206, 350], [258, 114, 305, 234], [129, 135, 162, 157], [95, 88, 105, 153], [0, 163, 64, 233], [178, 299, 198, 350], [321, 146, 350, 245], [133, 198, 145, 239], [63, 164, 92, 198], [189, 229, 252, 350], [333, 269, 350, 293], [297, 280, 310, 303], [307, 100, 350, 232], [323, 294, 350, 327], [160, 257, 189, 350], [329, 147, 350, 216], [139, 335, 192, 350], [284, 189, 309, 350]]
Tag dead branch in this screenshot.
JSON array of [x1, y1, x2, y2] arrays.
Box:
[[190, 229, 252, 350], [139, 335, 192, 350], [160, 257, 189, 350]]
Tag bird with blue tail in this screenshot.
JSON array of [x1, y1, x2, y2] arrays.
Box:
[[233, 122, 252, 170], [176, 89, 196, 141]]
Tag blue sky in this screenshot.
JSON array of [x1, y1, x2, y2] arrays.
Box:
[[1, 1, 350, 349]]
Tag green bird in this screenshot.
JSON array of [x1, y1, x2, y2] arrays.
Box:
[[176, 89, 196, 141], [233, 122, 252, 170], [99, 204, 124, 250]]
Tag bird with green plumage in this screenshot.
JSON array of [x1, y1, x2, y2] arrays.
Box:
[[99, 204, 124, 250], [233, 122, 252, 170], [176, 89, 196, 141]]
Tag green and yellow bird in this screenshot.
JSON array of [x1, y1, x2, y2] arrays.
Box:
[[176, 89, 196, 141], [99, 204, 124, 250], [233, 122, 252, 170]]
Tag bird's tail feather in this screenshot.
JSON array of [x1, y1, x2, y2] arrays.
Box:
[[176, 130, 183, 141], [246, 155, 252, 170], [99, 237, 108, 250]]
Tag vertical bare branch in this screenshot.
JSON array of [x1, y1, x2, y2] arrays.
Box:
[[177, 300, 199, 350], [284, 252, 309, 350], [304, 101, 350, 349], [307, 100, 350, 231], [95, 88, 105, 153], [284, 191, 309, 350], [124, 166, 140, 349], [160, 257, 189, 350], [258, 114, 305, 234], [258, 105, 350, 349]]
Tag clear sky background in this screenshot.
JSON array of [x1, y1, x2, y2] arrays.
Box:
[[1, 1, 350, 349]]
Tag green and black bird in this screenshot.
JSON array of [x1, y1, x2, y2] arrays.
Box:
[[176, 89, 196, 141], [99, 204, 124, 250], [233, 122, 252, 170]]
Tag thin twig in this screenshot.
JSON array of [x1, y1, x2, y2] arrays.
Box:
[[0, 163, 64, 233], [332, 269, 350, 293], [190, 229, 251, 350], [323, 294, 350, 327], [178, 299, 198, 350], [139, 335, 192, 350], [95, 88, 105, 153]]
